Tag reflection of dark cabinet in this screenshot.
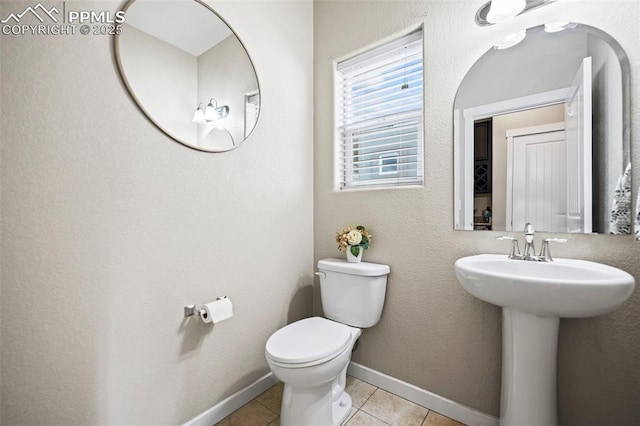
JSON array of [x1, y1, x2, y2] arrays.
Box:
[[474, 119, 492, 194]]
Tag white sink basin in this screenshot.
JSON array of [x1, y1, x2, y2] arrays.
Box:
[[455, 253, 635, 426], [455, 254, 635, 317]]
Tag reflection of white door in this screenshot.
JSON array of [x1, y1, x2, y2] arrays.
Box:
[[507, 123, 566, 232], [564, 57, 593, 233]]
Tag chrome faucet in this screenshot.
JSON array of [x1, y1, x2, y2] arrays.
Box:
[[496, 223, 567, 262], [522, 223, 537, 260], [495, 236, 521, 259], [539, 237, 568, 261]]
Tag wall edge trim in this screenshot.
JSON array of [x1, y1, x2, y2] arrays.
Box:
[[347, 362, 499, 426], [182, 372, 278, 426], [183, 363, 499, 426]]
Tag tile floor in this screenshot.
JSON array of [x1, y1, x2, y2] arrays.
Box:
[[214, 375, 467, 426]]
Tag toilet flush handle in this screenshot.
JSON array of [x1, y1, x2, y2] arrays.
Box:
[[315, 271, 326, 279]]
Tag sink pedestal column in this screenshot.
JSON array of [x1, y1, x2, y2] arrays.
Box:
[[501, 308, 559, 426]]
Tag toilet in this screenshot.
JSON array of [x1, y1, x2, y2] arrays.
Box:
[[265, 258, 390, 426]]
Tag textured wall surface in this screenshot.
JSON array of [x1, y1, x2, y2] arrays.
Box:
[[118, 24, 198, 143], [0, 0, 313, 424], [197, 34, 258, 147], [314, 0, 640, 423], [2, 0, 640, 425]]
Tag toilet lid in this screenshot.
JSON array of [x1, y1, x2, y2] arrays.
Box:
[[266, 317, 352, 364]]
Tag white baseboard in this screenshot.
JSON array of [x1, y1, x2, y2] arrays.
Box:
[[183, 363, 498, 426], [182, 372, 279, 426], [347, 362, 498, 426]]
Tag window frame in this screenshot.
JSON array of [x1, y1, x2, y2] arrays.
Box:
[[333, 26, 425, 191]]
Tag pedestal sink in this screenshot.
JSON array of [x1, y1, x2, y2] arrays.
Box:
[[455, 254, 635, 426]]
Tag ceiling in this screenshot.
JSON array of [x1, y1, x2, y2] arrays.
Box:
[[124, 0, 232, 57]]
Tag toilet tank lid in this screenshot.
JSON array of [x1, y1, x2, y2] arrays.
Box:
[[317, 258, 390, 276]]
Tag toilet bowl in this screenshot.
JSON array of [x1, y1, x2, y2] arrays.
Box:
[[266, 317, 361, 426], [265, 259, 390, 426]]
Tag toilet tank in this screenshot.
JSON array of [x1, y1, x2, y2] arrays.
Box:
[[317, 258, 390, 328]]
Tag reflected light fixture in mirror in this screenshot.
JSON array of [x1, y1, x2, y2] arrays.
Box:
[[193, 105, 205, 123], [486, 0, 526, 23], [115, 0, 260, 152], [494, 29, 527, 50], [192, 99, 230, 124], [476, 0, 559, 26], [544, 21, 572, 33]]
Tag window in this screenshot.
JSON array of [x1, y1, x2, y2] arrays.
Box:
[[335, 28, 424, 190], [379, 152, 399, 175], [245, 91, 260, 138]]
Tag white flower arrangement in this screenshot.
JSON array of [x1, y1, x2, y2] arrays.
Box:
[[336, 225, 372, 257]]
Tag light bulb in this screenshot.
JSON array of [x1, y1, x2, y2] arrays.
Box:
[[487, 0, 526, 23], [494, 29, 527, 50], [544, 22, 570, 33], [192, 106, 205, 123], [204, 99, 217, 121]]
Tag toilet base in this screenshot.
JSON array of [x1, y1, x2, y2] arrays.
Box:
[[280, 374, 352, 426], [333, 392, 352, 425], [266, 320, 362, 426]]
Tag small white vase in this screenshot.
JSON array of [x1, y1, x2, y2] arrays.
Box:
[[346, 246, 363, 263]]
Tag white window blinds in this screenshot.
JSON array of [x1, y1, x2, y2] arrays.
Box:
[[335, 29, 424, 190], [245, 92, 260, 138]]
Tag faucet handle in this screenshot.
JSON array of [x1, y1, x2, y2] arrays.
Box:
[[524, 223, 535, 235], [496, 236, 521, 259], [540, 238, 568, 261], [544, 238, 568, 243]]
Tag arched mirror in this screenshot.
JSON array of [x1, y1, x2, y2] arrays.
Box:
[[115, 0, 260, 152], [454, 23, 630, 235]]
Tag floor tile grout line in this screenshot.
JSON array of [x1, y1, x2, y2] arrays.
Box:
[[346, 408, 392, 426], [253, 397, 280, 417], [343, 408, 360, 425], [363, 409, 394, 426], [358, 386, 433, 426], [244, 377, 463, 426], [418, 410, 430, 426], [374, 386, 432, 411], [357, 385, 379, 410], [356, 389, 394, 426]]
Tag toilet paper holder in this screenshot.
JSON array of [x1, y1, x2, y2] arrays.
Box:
[[184, 296, 228, 318]]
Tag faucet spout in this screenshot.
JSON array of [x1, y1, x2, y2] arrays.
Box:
[[522, 223, 539, 260], [497, 223, 567, 262], [524, 223, 534, 234]]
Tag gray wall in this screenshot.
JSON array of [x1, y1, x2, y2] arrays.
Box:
[[2, 0, 639, 425], [198, 34, 258, 148], [314, 0, 640, 424], [118, 24, 198, 144], [0, 0, 313, 424]]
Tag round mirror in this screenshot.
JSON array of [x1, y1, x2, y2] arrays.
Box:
[[115, 0, 260, 152], [453, 23, 630, 235]]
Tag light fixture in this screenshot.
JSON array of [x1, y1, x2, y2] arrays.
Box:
[[544, 21, 570, 32], [204, 99, 218, 121], [193, 98, 230, 124], [494, 29, 527, 50], [192, 104, 206, 123], [476, 0, 559, 26], [487, 0, 526, 23]]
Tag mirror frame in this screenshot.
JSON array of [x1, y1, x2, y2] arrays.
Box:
[[114, 0, 261, 152]]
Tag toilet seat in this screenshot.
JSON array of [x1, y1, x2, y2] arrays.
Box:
[[265, 317, 352, 367]]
